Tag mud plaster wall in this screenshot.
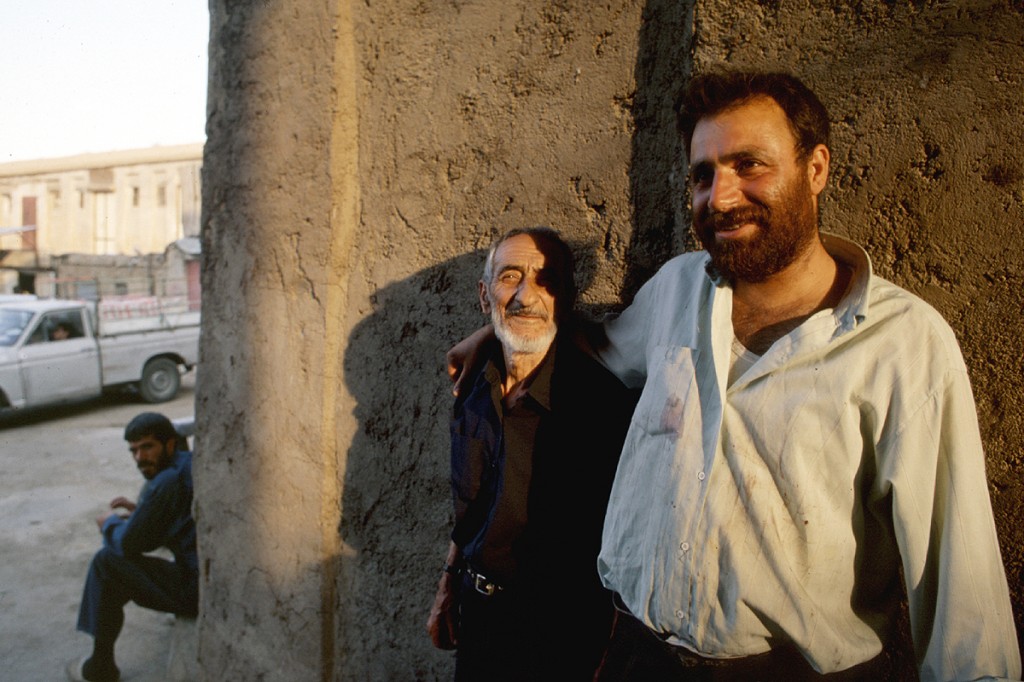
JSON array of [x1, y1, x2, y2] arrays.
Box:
[[196, 1, 1024, 679]]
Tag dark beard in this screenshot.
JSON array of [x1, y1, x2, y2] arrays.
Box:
[[694, 174, 818, 283]]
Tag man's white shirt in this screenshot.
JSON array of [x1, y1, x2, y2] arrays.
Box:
[[595, 233, 1020, 681]]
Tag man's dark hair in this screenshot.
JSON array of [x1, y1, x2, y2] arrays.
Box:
[[482, 226, 577, 312], [676, 70, 831, 160], [124, 412, 178, 446]]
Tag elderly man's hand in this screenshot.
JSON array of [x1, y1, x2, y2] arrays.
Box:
[[426, 572, 459, 650]]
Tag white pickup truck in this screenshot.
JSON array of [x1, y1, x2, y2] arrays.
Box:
[[0, 297, 199, 409]]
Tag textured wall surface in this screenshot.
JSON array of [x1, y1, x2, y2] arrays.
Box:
[[197, 2, 343, 679], [197, 1, 1024, 679]]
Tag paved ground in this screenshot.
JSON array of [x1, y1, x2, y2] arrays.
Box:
[[0, 373, 196, 682]]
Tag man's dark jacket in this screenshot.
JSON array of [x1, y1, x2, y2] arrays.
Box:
[[449, 337, 637, 671]]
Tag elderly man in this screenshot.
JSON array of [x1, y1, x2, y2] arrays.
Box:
[[427, 227, 635, 681], [451, 72, 1020, 681], [68, 412, 198, 682]]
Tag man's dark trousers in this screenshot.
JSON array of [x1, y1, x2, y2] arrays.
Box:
[[77, 547, 198, 643]]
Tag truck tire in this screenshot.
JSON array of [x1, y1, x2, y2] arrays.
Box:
[[140, 358, 181, 403]]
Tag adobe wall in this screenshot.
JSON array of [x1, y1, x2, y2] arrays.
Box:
[[196, 1, 1024, 679]]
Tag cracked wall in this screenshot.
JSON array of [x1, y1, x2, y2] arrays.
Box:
[[196, 1, 1024, 679]]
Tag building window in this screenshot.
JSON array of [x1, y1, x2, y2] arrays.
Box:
[[114, 282, 128, 296], [48, 188, 61, 211], [93, 191, 115, 255], [157, 184, 167, 207], [132, 186, 140, 207], [1, 193, 11, 222], [78, 190, 86, 209]]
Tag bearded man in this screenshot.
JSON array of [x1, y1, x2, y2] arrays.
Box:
[[449, 72, 1019, 681], [427, 227, 635, 681]]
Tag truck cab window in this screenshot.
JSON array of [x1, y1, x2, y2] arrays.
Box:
[[26, 311, 85, 344]]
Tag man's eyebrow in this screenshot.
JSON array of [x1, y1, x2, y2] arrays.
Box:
[[722, 147, 771, 162], [688, 147, 772, 180], [690, 146, 770, 166]]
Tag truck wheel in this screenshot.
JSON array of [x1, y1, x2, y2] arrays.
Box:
[[140, 358, 181, 403]]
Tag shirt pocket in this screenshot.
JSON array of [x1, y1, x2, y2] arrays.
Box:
[[633, 344, 701, 439]]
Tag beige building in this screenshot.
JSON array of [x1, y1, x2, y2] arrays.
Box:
[[0, 144, 202, 293]]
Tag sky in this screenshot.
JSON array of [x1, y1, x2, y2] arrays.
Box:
[[0, 1, 208, 163]]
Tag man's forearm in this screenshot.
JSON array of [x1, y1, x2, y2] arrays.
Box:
[[443, 541, 462, 571], [447, 326, 495, 396], [427, 540, 463, 649]]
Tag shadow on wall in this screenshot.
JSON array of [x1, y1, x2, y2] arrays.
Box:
[[338, 251, 483, 680], [621, 0, 699, 302]]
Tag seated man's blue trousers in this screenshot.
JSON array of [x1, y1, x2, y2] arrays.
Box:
[[76, 547, 198, 642]]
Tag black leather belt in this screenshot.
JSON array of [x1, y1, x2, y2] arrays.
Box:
[[463, 566, 504, 597], [608, 594, 893, 681]]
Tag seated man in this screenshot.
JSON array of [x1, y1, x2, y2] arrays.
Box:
[[68, 412, 198, 682], [427, 227, 635, 680]]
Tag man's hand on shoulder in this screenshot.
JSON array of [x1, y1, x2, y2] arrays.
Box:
[[446, 325, 495, 397]]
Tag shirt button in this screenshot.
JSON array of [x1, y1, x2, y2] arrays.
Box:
[[676, 609, 684, 618], [680, 542, 690, 551], [697, 471, 706, 481]]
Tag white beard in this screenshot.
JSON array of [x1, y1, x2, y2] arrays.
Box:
[[491, 305, 557, 356]]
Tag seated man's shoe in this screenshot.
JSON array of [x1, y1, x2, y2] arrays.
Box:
[[66, 655, 120, 682]]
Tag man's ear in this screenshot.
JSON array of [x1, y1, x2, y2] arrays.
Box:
[[479, 281, 491, 314], [807, 143, 830, 196]]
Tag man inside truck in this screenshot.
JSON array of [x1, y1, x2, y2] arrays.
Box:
[[50, 321, 73, 341], [67, 412, 197, 682], [24, 312, 82, 344]]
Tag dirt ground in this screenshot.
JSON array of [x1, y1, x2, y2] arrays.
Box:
[[0, 373, 197, 682]]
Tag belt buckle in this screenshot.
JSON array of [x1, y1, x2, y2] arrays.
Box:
[[472, 572, 499, 597]]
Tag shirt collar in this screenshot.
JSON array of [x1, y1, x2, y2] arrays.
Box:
[[481, 342, 556, 413], [701, 231, 873, 331], [819, 232, 872, 331], [524, 343, 555, 412]]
